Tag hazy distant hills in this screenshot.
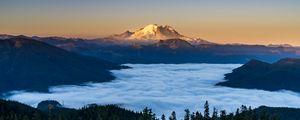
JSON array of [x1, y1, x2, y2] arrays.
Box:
[[53, 40, 300, 64], [2, 35, 300, 64], [217, 58, 300, 92], [0, 36, 124, 93], [1, 24, 300, 64]]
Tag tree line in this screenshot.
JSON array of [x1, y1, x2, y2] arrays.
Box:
[[139, 101, 279, 120], [0, 99, 280, 120]]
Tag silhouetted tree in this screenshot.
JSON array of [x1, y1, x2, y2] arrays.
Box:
[[190, 112, 196, 120], [240, 105, 248, 113], [195, 111, 203, 120], [204, 101, 210, 120], [235, 108, 240, 119], [161, 114, 166, 120], [139, 107, 156, 120], [169, 111, 176, 120], [220, 110, 226, 120], [184, 109, 190, 120], [212, 107, 218, 120]]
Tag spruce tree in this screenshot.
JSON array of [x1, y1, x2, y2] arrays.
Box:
[[169, 111, 177, 120], [220, 110, 226, 120], [191, 112, 196, 120], [195, 111, 203, 120], [212, 107, 218, 120], [184, 109, 190, 120], [240, 105, 247, 113], [139, 107, 154, 120], [204, 101, 210, 120], [235, 108, 240, 119], [161, 114, 166, 120]]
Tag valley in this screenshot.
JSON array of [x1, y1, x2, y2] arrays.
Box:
[[1, 27, 300, 119], [1, 0, 300, 119], [6, 64, 300, 118]]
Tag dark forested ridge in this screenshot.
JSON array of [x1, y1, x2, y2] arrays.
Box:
[[0, 99, 141, 120], [0, 36, 126, 93], [2, 99, 299, 120], [217, 58, 300, 92]]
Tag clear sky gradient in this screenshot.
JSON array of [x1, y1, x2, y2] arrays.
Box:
[[0, 0, 299, 45]]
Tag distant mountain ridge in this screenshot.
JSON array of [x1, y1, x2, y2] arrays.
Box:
[[217, 58, 300, 92], [0, 34, 15, 39], [1, 34, 300, 64]]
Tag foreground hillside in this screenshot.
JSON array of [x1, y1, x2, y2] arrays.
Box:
[[0, 36, 124, 93], [217, 58, 300, 92], [2, 99, 296, 120], [0, 99, 141, 120]]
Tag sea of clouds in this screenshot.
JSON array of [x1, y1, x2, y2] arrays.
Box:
[[7, 64, 300, 118]]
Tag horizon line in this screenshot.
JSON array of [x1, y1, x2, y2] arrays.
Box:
[[1, 33, 298, 47]]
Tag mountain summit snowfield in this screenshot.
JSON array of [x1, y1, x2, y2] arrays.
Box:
[[108, 24, 213, 45], [129, 24, 184, 40], [110, 24, 185, 40]]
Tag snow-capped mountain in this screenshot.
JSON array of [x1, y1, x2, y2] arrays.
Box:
[[110, 24, 184, 40], [129, 24, 184, 40], [108, 24, 214, 45]]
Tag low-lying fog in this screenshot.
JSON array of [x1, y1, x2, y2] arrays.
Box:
[[7, 64, 300, 117]]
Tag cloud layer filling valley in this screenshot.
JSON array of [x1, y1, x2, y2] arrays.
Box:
[[7, 64, 300, 118]]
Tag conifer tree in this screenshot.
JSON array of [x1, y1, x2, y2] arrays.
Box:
[[184, 109, 190, 120], [220, 110, 226, 120], [161, 114, 166, 120], [240, 105, 248, 113], [190, 112, 196, 120], [169, 111, 176, 120], [212, 107, 218, 120], [195, 111, 203, 120], [204, 101, 210, 120], [139, 107, 155, 120]]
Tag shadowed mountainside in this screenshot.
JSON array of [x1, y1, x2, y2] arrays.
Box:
[[0, 36, 125, 93], [217, 58, 300, 92]]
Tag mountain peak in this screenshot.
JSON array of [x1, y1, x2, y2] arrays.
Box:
[[107, 24, 215, 45], [138, 24, 176, 33], [129, 24, 183, 40], [136, 24, 160, 34], [109, 24, 184, 40]]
